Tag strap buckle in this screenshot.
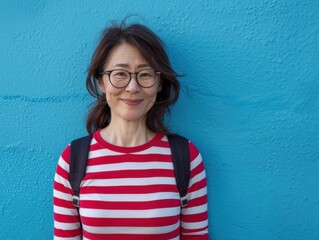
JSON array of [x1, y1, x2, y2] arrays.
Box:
[[181, 195, 188, 207], [72, 195, 80, 207]]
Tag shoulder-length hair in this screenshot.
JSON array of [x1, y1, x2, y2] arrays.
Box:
[[86, 22, 180, 134]]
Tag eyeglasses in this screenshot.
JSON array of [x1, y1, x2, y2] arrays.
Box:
[[98, 69, 161, 88]]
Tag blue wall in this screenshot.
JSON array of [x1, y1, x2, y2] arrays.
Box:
[[1, 1, 318, 239]]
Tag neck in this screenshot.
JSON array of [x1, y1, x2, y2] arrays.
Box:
[[100, 118, 156, 147]]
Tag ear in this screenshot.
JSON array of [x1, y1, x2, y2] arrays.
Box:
[[98, 79, 106, 93]]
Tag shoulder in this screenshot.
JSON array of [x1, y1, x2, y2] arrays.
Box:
[[166, 133, 201, 160], [59, 133, 93, 162], [60, 144, 71, 163]]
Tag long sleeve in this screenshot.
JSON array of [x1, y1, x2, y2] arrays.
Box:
[[180, 142, 209, 239], [53, 146, 82, 240]]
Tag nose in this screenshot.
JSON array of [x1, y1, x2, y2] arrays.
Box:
[[125, 73, 140, 92]]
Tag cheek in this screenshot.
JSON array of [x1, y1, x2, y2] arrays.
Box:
[[105, 87, 122, 104], [100, 79, 119, 94], [144, 88, 158, 100], [147, 83, 161, 98]]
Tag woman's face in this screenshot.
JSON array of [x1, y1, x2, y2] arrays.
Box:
[[98, 43, 161, 124]]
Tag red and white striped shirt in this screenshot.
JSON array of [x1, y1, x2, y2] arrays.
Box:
[[53, 130, 209, 239]]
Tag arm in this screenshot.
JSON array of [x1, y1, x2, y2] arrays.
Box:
[[180, 142, 209, 239], [53, 146, 82, 240]]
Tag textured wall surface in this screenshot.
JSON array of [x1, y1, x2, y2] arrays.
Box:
[[1, 1, 319, 239]]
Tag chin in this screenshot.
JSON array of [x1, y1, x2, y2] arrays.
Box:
[[119, 113, 147, 123]]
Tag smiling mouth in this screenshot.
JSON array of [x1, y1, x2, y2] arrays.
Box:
[[121, 99, 143, 106]]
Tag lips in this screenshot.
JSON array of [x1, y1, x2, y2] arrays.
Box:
[[121, 98, 143, 106]]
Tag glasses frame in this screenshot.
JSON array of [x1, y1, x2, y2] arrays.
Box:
[[98, 69, 161, 89]]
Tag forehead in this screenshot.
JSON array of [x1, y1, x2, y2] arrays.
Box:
[[105, 43, 149, 69]]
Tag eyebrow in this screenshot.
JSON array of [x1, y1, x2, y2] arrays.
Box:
[[113, 63, 151, 69]]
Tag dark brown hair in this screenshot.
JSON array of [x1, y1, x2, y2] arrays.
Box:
[[86, 21, 180, 134]]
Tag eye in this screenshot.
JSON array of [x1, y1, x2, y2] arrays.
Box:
[[139, 70, 155, 78], [140, 73, 151, 78], [112, 70, 129, 78]]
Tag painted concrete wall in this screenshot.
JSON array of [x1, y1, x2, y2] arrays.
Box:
[[1, 1, 318, 239]]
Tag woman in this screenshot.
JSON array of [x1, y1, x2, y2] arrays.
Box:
[[53, 21, 209, 239]]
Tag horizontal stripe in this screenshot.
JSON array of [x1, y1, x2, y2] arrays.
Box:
[[54, 189, 72, 201], [54, 227, 81, 239], [182, 211, 208, 224], [87, 153, 172, 165], [133, 146, 171, 155], [58, 156, 70, 172], [54, 236, 80, 240], [54, 174, 72, 189], [80, 184, 177, 194], [80, 192, 179, 202], [80, 191, 179, 202], [55, 164, 69, 180], [89, 149, 123, 158], [82, 177, 176, 187], [81, 215, 179, 227], [54, 206, 78, 216], [190, 153, 202, 171], [54, 197, 74, 209], [55, 221, 81, 230], [188, 184, 207, 199], [84, 169, 174, 181], [86, 161, 174, 173], [82, 221, 179, 234], [89, 146, 171, 159], [54, 213, 79, 223], [82, 232, 179, 240], [189, 173, 206, 189], [182, 230, 209, 235], [181, 204, 208, 215], [80, 206, 180, 219], [181, 219, 208, 229], [80, 199, 180, 210]]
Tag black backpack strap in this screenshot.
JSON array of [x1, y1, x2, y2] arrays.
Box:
[[69, 134, 93, 208], [168, 134, 190, 207]]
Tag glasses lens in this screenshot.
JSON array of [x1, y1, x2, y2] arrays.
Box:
[[110, 70, 130, 87], [137, 70, 157, 87]]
